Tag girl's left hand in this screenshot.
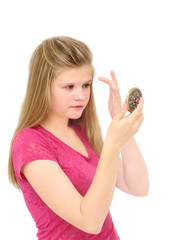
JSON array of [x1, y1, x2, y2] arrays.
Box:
[[98, 70, 122, 119]]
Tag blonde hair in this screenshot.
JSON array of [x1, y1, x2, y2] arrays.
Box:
[[8, 36, 103, 189]]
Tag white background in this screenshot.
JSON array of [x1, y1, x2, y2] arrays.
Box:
[[1, 0, 169, 239]]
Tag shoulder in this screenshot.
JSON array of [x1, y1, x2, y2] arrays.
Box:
[[12, 127, 36, 155], [14, 126, 43, 139], [11, 125, 56, 158], [12, 127, 32, 146], [12, 125, 49, 147], [12, 126, 58, 180]]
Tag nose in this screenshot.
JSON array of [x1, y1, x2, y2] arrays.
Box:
[[73, 87, 86, 101]]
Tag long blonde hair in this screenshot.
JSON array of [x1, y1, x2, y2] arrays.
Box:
[[8, 36, 103, 189]]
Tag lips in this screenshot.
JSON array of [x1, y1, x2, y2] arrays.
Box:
[[71, 105, 83, 109]]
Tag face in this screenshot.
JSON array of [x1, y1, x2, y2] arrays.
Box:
[[49, 64, 93, 121]]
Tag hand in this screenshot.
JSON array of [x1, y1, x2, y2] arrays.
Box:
[[105, 98, 144, 150], [98, 70, 122, 118]]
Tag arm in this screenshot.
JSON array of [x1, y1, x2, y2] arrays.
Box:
[[22, 100, 144, 234], [116, 137, 149, 196], [22, 150, 118, 235], [98, 71, 149, 197]]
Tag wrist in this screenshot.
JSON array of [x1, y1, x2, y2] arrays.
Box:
[[104, 128, 121, 154], [103, 135, 121, 156]]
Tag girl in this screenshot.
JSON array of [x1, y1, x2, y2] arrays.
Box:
[[8, 36, 149, 239]]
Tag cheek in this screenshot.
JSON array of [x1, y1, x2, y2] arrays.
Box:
[[86, 94, 90, 104], [50, 90, 66, 110], [53, 96, 67, 109], [86, 90, 91, 103]]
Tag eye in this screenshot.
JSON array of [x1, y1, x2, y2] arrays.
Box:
[[65, 85, 74, 90], [83, 83, 91, 88]]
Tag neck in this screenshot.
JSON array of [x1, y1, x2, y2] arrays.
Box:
[[41, 114, 70, 136]]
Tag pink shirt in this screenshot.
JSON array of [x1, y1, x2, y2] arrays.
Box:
[[12, 125, 120, 240]]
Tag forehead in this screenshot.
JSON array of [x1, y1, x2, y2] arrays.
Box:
[[53, 64, 94, 84]]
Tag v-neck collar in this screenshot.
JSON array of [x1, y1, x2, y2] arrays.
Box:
[[35, 125, 91, 160]]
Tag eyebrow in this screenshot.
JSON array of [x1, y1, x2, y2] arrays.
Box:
[[64, 80, 93, 85]]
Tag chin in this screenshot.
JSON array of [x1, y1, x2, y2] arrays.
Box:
[[68, 108, 85, 120], [70, 116, 82, 120], [69, 113, 83, 120]]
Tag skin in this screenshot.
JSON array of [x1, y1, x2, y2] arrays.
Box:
[[22, 65, 149, 234], [39, 64, 93, 155], [98, 71, 149, 195]]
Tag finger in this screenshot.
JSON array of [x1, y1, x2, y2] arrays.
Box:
[[110, 70, 119, 87], [133, 113, 144, 131], [139, 115, 144, 127], [135, 112, 144, 125], [114, 102, 127, 121], [97, 76, 120, 92], [131, 97, 144, 118], [97, 76, 115, 86]]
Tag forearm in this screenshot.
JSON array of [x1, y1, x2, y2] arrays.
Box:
[[120, 137, 149, 196], [80, 142, 120, 233], [80, 100, 145, 232]]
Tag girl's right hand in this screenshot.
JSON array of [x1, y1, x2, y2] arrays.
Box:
[[105, 97, 144, 151]]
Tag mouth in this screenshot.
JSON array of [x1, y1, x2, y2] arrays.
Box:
[[71, 105, 83, 109]]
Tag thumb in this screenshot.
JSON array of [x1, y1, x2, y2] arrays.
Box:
[[115, 102, 127, 120]]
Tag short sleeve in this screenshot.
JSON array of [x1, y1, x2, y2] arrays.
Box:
[[11, 128, 57, 181]]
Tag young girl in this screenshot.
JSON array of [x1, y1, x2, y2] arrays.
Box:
[[8, 36, 149, 239]]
